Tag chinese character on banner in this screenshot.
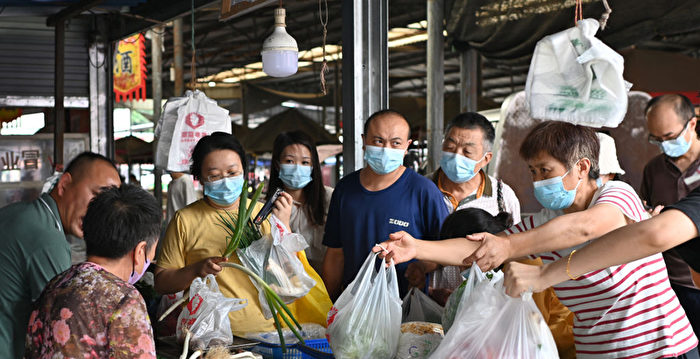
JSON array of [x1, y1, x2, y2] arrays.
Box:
[[113, 34, 147, 102]]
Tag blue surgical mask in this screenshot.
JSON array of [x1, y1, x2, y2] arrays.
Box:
[[204, 175, 244, 206], [533, 170, 582, 210], [659, 125, 691, 157], [364, 145, 405, 175], [440, 151, 485, 183], [279, 164, 312, 189]]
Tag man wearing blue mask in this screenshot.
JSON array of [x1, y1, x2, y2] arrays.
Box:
[[321, 109, 449, 299], [640, 93, 700, 338], [406, 112, 521, 301]]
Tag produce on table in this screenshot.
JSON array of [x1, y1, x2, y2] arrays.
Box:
[[395, 322, 444, 359]]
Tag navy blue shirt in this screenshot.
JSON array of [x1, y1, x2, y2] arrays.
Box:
[[323, 168, 449, 295]]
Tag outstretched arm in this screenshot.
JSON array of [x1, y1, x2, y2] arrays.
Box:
[[465, 203, 627, 270], [503, 209, 698, 296], [374, 231, 481, 267]]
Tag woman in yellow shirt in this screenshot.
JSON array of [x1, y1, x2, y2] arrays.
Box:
[[154, 132, 331, 336]]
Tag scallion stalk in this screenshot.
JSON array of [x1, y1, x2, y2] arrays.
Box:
[[220, 262, 305, 351]]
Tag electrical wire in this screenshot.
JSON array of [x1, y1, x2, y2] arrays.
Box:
[[318, 0, 329, 95], [189, 0, 197, 90]]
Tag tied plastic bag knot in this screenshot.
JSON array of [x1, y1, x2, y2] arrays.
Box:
[[175, 274, 247, 351], [526, 18, 630, 128], [326, 252, 402, 359]]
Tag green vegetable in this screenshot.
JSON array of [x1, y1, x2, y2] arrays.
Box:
[[215, 181, 264, 258], [219, 262, 305, 352]]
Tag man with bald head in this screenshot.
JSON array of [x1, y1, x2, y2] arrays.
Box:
[[641, 94, 700, 337], [0, 152, 121, 358], [322, 110, 449, 299]]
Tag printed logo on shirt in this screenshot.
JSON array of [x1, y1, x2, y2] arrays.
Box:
[[684, 168, 700, 187], [388, 218, 410, 228]]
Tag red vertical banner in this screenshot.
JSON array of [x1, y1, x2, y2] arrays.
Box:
[[113, 34, 147, 102]]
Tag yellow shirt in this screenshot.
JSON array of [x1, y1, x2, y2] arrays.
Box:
[[158, 199, 332, 336]]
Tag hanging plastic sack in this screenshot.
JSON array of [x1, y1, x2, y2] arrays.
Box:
[[430, 272, 558, 359], [441, 263, 501, 333], [155, 90, 231, 172], [155, 94, 186, 170], [176, 274, 248, 351], [526, 18, 632, 128], [402, 287, 444, 324], [237, 214, 316, 319], [326, 251, 402, 359]]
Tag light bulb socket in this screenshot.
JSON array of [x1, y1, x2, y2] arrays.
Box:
[[274, 8, 286, 27]]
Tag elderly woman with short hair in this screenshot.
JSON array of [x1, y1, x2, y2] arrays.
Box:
[[379, 121, 698, 358], [25, 184, 161, 358]]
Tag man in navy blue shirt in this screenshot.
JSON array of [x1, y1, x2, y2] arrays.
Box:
[[322, 109, 449, 299]]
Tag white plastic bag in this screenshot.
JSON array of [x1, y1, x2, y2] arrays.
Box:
[[526, 18, 631, 128], [176, 274, 248, 351], [237, 215, 316, 318], [155, 94, 187, 170], [430, 272, 558, 359], [441, 263, 501, 333], [155, 90, 231, 172], [402, 288, 444, 324], [326, 252, 402, 359]]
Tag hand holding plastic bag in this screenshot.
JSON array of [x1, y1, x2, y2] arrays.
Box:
[[326, 251, 402, 359], [237, 214, 316, 318], [402, 287, 444, 324], [176, 274, 247, 351], [430, 268, 558, 359]]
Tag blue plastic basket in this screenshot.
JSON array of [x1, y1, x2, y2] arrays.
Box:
[[250, 338, 333, 359]]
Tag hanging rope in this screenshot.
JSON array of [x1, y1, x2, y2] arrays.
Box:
[[574, 0, 583, 25], [598, 0, 612, 30], [189, 0, 197, 90], [318, 0, 329, 95]]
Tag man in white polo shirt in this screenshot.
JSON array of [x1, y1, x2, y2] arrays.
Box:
[[405, 112, 520, 297]]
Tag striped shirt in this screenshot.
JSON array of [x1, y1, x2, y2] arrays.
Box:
[[506, 181, 698, 358]]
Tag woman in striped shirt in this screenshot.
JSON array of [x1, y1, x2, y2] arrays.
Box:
[[378, 121, 698, 358]]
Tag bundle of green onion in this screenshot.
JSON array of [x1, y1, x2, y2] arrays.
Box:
[[216, 181, 305, 351], [216, 181, 264, 258], [220, 262, 305, 350]]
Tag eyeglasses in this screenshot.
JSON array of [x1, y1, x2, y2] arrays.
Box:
[[648, 119, 692, 145], [206, 169, 241, 182]]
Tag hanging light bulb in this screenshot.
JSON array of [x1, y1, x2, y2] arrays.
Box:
[[261, 7, 298, 77]]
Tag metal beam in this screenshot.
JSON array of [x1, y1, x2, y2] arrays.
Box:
[[341, 0, 389, 174], [152, 27, 164, 210], [109, 0, 216, 42], [54, 20, 65, 168], [89, 35, 109, 156], [460, 48, 479, 112], [426, 0, 444, 172], [46, 0, 103, 26]]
